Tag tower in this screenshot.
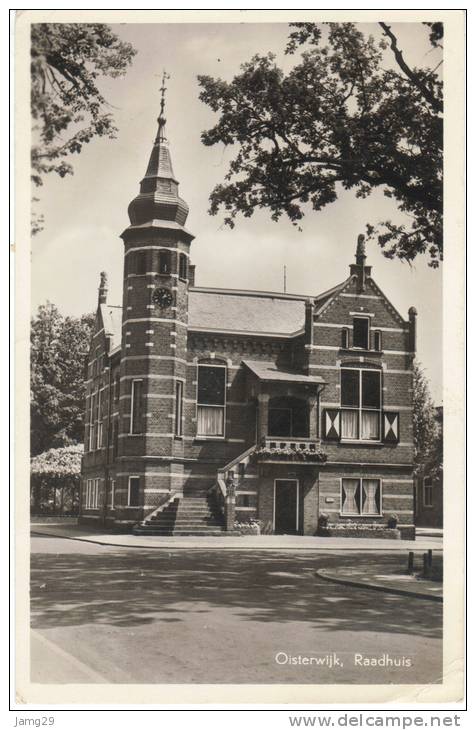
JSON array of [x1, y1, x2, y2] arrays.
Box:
[[117, 73, 195, 513]]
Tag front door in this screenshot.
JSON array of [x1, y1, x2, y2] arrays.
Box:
[[274, 479, 299, 534]]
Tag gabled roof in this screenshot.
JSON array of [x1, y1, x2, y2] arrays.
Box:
[[188, 288, 308, 337], [243, 360, 325, 385], [100, 304, 122, 351]]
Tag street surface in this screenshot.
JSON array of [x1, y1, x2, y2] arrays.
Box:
[[30, 536, 442, 684]]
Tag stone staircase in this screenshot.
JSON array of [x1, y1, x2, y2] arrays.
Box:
[[133, 490, 225, 536]]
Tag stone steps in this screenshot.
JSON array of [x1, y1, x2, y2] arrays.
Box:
[[133, 492, 225, 535]]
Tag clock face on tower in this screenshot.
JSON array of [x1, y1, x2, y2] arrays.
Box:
[[152, 287, 173, 309]]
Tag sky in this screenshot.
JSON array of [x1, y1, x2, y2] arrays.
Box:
[[31, 21, 443, 403]]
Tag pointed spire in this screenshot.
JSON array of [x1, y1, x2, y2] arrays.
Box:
[[127, 71, 190, 230]]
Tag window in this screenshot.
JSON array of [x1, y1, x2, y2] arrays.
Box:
[[341, 327, 349, 349], [110, 479, 115, 510], [159, 249, 171, 274], [197, 363, 226, 437], [113, 371, 120, 405], [341, 368, 381, 441], [112, 418, 119, 458], [353, 317, 369, 349], [136, 251, 147, 275], [423, 477, 433, 507], [128, 476, 140, 507], [341, 478, 381, 516], [88, 393, 95, 451], [130, 379, 143, 434], [374, 330, 382, 351], [85, 479, 100, 509], [179, 253, 188, 280], [96, 389, 103, 448], [175, 380, 184, 436]]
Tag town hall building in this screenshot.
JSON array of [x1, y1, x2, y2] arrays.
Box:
[[80, 99, 417, 539]]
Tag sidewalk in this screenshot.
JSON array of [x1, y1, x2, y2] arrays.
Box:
[[31, 521, 443, 552], [316, 563, 443, 602]]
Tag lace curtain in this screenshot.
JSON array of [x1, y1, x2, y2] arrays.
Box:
[[342, 479, 360, 514], [197, 405, 224, 436]]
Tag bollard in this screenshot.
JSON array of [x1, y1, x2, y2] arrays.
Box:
[[423, 552, 428, 578], [408, 551, 414, 574]]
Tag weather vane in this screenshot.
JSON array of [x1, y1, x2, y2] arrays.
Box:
[[159, 69, 170, 116]]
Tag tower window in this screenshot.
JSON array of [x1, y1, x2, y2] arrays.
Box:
[[136, 251, 147, 275], [128, 476, 140, 507], [197, 363, 226, 437], [353, 317, 369, 349], [175, 380, 184, 437], [179, 253, 188, 280], [130, 379, 143, 434], [159, 250, 172, 275]]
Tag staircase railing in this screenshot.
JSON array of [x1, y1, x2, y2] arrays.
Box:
[[138, 491, 181, 527], [210, 444, 257, 531]]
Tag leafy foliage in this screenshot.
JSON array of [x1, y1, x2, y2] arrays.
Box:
[[198, 22, 443, 265], [31, 23, 136, 231], [31, 302, 95, 455], [31, 443, 83, 482], [413, 361, 441, 476]]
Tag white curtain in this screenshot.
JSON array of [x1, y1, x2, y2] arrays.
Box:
[[341, 410, 358, 439], [342, 479, 359, 514], [361, 410, 379, 440], [362, 480, 380, 514], [198, 406, 224, 436]]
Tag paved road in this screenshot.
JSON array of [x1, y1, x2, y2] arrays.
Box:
[[30, 536, 442, 685]]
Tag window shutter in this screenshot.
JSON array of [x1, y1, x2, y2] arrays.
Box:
[[324, 409, 340, 439], [382, 411, 399, 443]]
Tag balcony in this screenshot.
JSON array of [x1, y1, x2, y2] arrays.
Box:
[[255, 437, 327, 464]]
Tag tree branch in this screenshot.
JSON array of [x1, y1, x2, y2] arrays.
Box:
[[379, 22, 443, 114]]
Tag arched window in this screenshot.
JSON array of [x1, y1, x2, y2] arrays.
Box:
[[197, 361, 226, 437], [340, 367, 381, 441], [159, 249, 172, 275], [179, 253, 188, 280]]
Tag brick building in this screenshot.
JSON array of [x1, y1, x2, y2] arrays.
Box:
[[80, 104, 417, 539]]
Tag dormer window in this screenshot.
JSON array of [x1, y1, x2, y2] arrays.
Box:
[[159, 250, 171, 275], [353, 317, 369, 349]]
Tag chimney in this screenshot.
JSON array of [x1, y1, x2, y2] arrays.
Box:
[[304, 299, 314, 346], [98, 271, 108, 305], [408, 307, 417, 353]]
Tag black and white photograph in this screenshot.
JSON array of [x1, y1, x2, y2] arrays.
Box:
[[13, 8, 465, 708]]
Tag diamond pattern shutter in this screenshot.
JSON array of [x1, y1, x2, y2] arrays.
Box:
[[383, 412, 399, 443], [324, 409, 340, 439]]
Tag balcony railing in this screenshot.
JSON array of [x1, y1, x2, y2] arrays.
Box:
[[256, 437, 327, 463]]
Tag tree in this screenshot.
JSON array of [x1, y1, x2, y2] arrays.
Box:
[[30, 444, 83, 515], [198, 22, 443, 266], [30, 302, 95, 455], [413, 361, 439, 477], [31, 23, 136, 231]]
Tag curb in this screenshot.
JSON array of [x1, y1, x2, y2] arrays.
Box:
[[31, 528, 443, 553], [315, 568, 443, 602]]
